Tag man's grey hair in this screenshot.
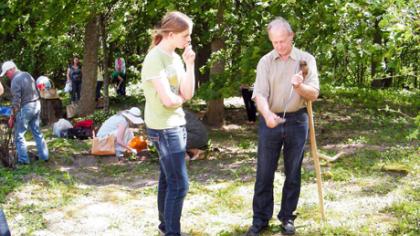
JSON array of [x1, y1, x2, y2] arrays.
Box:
[[267, 17, 293, 33]]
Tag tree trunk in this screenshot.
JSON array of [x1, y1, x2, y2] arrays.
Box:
[[204, 2, 225, 127], [99, 14, 110, 113], [371, 18, 382, 80], [205, 99, 224, 127], [79, 15, 99, 116], [40, 98, 63, 125]]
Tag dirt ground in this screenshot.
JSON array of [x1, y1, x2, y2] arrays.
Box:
[[3, 97, 419, 235]]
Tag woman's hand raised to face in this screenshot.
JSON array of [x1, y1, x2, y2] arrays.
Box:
[[182, 45, 195, 67]]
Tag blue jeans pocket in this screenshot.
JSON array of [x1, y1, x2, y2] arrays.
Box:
[[147, 134, 159, 143], [146, 131, 160, 153], [294, 113, 308, 125], [147, 127, 186, 158]]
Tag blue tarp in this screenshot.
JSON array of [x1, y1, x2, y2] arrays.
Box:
[[0, 107, 12, 117]]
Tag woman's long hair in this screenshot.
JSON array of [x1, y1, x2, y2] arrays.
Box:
[[71, 56, 80, 67], [150, 11, 192, 49]]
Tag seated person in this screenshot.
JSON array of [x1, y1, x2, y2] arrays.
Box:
[[96, 107, 143, 157], [185, 110, 208, 160]]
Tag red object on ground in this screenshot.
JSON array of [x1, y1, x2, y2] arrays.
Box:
[[74, 119, 94, 129]]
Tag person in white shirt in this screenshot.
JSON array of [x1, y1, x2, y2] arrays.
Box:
[[96, 107, 144, 157]]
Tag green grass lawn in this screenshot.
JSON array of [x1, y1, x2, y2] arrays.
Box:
[[0, 86, 419, 235]]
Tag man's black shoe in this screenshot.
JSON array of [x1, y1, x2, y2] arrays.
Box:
[[244, 225, 267, 236], [30, 153, 48, 163], [281, 219, 295, 235], [158, 228, 165, 236], [29, 152, 40, 161], [16, 161, 29, 166], [244, 227, 259, 236]]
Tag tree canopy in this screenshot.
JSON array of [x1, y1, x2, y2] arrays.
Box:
[[0, 0, 418, 121]]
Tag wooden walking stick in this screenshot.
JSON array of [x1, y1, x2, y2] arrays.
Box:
[[300, 61, 325, 220], [306, 100, 325, 220]]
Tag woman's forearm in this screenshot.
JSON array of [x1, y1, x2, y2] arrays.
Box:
[[179, 64, 195, 101]]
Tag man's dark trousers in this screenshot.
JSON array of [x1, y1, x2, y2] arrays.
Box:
[[251, 109, 308, 230]]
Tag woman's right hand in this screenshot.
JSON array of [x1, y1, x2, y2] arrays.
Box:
[[128, 147, 137, 155], [182, 45, 195, 66]]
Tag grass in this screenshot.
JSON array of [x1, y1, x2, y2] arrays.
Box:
[[0, 86, 419, 235]]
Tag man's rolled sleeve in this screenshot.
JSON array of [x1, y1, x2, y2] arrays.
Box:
[[252, 58, 270, 101], [304, 55, 320, 91]]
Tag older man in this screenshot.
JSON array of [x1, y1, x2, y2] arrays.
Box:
[[0, 61, 48, 164], [246, 17, 319, 236]]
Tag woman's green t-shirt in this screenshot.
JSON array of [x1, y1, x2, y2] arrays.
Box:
[[141, 47, 186, 129]]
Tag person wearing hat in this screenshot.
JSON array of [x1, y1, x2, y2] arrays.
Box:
[[96, 107, 144, 157], [0, 61, 49, 165]]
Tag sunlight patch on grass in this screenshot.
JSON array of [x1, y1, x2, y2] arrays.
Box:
[[345, 136, 368, 145], [1, 86, 418, 235], [100, 186, 133, 203], [183, 181, 255, 235], [359, 177, 399, 195], [208, 183, 246, 213], [382, 200, 420, 235], [4, 178, 81, 234], [39, 187, 159, 235]]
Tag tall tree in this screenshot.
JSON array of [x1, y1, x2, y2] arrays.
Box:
[[203, 1, 226, 127], [79, 14, 100, 115]]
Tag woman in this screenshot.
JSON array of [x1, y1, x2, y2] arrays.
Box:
[[141, 11, 195, 236], [66, 56, 82, 103], [96, 107, 144, 157]]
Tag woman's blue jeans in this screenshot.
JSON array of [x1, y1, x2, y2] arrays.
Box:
[[147, 126, 188, 236], [15, 101, 49, 164], [252, 109, 308, 230], [71, 79, 81, 102]]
